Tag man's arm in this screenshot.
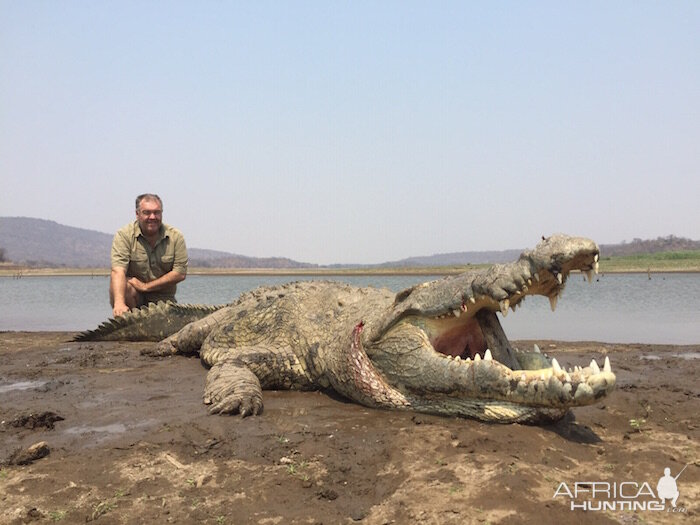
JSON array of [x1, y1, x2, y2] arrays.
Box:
[[110, 226, 135, 317], [110, 266, 131, 317]]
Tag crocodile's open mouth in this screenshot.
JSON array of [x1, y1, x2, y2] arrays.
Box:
[[430, 310, 499, 361], [364, 236, 616, 413], [401, 262, 599, 372], [404, 307, 522, 371], [378, 237, 603, 373]]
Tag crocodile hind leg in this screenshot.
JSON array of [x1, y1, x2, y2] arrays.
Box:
[[203, 345, 316, 416], [142, 306, 234, 356]]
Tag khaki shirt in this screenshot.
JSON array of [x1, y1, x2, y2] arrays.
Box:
[[111, 221, 188, 302]]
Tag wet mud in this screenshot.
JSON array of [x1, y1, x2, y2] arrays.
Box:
[[0, 332, 698, 524]]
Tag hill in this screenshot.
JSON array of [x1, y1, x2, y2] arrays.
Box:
[[371, 249, 523, 267], [0, 217, 316, 269], [1, 217, 697, 269], [368, 235, 700, 268], [600, 235, 700, 256]]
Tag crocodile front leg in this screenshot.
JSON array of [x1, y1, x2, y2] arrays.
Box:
[[204, 360, 264, 416], [202, 345, 316, 416]]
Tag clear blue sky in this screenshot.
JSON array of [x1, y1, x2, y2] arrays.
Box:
[[1, 1, 698, 264]]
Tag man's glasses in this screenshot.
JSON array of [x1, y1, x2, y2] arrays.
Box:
[[139, 210, 162, 217]]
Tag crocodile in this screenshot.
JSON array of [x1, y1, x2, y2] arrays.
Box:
[[76, 234, 615, 423]]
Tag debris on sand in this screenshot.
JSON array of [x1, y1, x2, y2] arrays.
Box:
[[7, 441, 50, 466], [9, 411, 64, 430]]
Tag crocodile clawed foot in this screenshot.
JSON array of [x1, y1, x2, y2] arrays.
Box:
[[140, 338, 178, 357], [204, 360, 264, 417]]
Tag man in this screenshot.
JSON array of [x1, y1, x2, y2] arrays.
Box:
[[657, 467, 681, 508], [110, 194, 188, 317]]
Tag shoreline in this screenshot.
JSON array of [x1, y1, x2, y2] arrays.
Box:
[[1, 266, 699, 277]]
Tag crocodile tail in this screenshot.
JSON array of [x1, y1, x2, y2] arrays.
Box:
[[73, 301, 226, 342]]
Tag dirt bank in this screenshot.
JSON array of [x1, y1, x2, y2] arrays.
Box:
[[1, 333, 698, 524]]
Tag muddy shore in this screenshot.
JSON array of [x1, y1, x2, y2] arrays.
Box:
[[1, 332, 698, 524]]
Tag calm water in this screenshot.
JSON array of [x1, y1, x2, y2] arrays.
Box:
[[0, 273, 698, 344]]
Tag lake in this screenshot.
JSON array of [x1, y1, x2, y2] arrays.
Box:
[[0, 273, 698, 344]]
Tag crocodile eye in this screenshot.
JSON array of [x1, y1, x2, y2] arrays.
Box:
[[394, 286, 416, 304]]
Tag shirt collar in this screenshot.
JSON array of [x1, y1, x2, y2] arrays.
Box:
[[135, 221, 167, 242]]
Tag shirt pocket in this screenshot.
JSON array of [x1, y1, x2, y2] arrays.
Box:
[[160, 254, 174, 273], [128, 254, 150, 278]]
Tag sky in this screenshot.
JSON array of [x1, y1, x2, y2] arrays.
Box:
[[1, 1, 698, 265]]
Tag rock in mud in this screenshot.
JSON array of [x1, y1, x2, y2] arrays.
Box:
[[7, 441, 50, 465]]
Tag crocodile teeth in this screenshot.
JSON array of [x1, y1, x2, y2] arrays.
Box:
[[564, 372, 571, 382], [534, 273, 540, 282], [594, 254, 599, 262], [556, 272, 563, 285], [484, 349, 493, 361], [527, 279, 532, 286], [585, 270, 593, 283], [453, 309, 461, 318], [533, 344, 541, 354], [604, 356, 611, 373], [474, 353, 481, 362], [549, 294, 558, 311], [500, 300, 509, 316], [594, 261, 600, 274], [590, 359, 601, 374], [469, 297, 476, 304], [552, 358, 562, 373]]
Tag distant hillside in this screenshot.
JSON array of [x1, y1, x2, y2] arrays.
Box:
[[188, 251, 318, 269], [0, 217, 113, 267], [371, 249, 524, 267], [1, 217, 697, 268], [600, 235, 700, 257], [0, 217, 316, 269], [370, 236, 700, 268]]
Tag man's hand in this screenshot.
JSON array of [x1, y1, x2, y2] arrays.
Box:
[[113, 302, 130, 318], [127, 277, 149, 293], [131, 271, 186, 293]]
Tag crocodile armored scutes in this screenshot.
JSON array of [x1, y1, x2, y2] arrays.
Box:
[[74, 302, 225, 342], [79, 234, 616, 423]]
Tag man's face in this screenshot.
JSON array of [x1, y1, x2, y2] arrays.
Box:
[[136, 198, 163, 236]]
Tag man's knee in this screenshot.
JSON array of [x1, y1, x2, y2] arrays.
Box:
[[125, 282, 143, 307], [111, 281, 142, 308]]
